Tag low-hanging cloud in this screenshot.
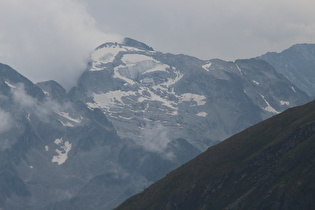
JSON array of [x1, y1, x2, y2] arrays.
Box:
[[0, 0, 122, 90], [0, 108, 12, 134], [0, 107, 14, 151], [11, 83, 73, 122], [0, 84, 65, 150], [137, 123, 174, 160]]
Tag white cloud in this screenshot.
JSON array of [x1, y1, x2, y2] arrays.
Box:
[[137, 123, 174, 159], [11, 83, 65, 121], [0, 107, 14, 150], [0, 0, 122, 90], [0, 108, 12, 134]]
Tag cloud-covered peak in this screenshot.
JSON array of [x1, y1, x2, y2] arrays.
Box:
[[0, 0, 122, 91]]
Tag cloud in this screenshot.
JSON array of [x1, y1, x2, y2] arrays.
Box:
[[81, 0, 315, 60], [137, 123, 174, 159], [0, 0, 122, 90], [11, 84, 49, 116], [0, 108, 14, 150], [0, 108, 12, 134], [11, 83, 66, 121], [0, 84, 75, 150]]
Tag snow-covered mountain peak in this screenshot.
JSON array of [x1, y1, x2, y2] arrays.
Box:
[[91, 38, 154, 69], [76, 41, 308, 152], [90, 41, 148, 71], [89, 38, 157, 73], [0, 42, 313, 210]]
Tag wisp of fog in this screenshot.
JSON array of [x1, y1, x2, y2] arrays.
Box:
[[0, 0, 122, 90]]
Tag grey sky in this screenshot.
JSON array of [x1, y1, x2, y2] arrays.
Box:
[[1, 0, 315, 89], [80, 0, 315, 60]]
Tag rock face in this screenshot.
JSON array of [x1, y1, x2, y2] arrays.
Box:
[[0, 63, 199, 209], [259, 44, 315, 98], [116, 99, 315, 210], [0, 63, 123, 209], [0, 39, 312, 209], [0, 60, 204, 209], [72, 38, 309, 151]]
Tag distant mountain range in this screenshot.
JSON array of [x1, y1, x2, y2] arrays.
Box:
[[72, 38, 309, 151], [0, 38, 314, 209], [259, 44, 315, 99], [116, 98, 315, 210]]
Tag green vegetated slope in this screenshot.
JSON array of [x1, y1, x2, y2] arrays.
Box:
[[116, 100, 315, 210]]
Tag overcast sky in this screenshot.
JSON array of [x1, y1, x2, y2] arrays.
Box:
[[1, 0, 315, 89], [82, 0, 315, 60]]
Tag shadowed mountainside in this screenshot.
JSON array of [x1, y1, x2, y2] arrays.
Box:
[[116, 99, 315, 210]]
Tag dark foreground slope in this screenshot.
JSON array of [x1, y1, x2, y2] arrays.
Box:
[[116, 100, 315, 210]]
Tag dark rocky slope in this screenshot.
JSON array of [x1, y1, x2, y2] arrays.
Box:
[[117, 99, 315, 210]]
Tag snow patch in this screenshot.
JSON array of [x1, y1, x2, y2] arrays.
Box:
[[196, 112, 208, 117], [235, 64, 243, 76], [54, 138, 62, 145], [143, 63, 170, 74], [56, 111, 81, 123], [291, 86, 296, 93], [91, 46, 133, 71], [52, 138, 72, 165], [280, 100, 290, 106], [88, 91, 137, 110], [180, 93, 206, 106], [56, 111, 81, 127], [138, 89, 177, 110], [90, 44, 148, 71], [252, 80, 260, 85], [260, 94, 279, 114], [42, 90, 50, 96], [202, 63, 212, 71], [118, 115, 133, 120], [59, 121, 75, 127], [4, 81, 16, 88], [119, 54, 170, 77], [152, 69, 183, 91], [122, 54, 155, 64]]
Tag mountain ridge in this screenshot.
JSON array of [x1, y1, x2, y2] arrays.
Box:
[[73, 38, 309, 152], [258, 43, 315, 98], [0, 39, 314, 209], [116, 99, 315, 210]]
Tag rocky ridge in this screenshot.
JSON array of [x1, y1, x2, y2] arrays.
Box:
[[0, 38, 313, 209]]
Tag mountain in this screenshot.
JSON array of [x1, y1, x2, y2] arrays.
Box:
[[259, 44, 315, 98], [0, 63, 127, 209], [71, 38, 309, 152], [0, 39, 313, 209], [62, 39, 310, 208], [0, 63, 199, 209], [116, 99, 315, 210]]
